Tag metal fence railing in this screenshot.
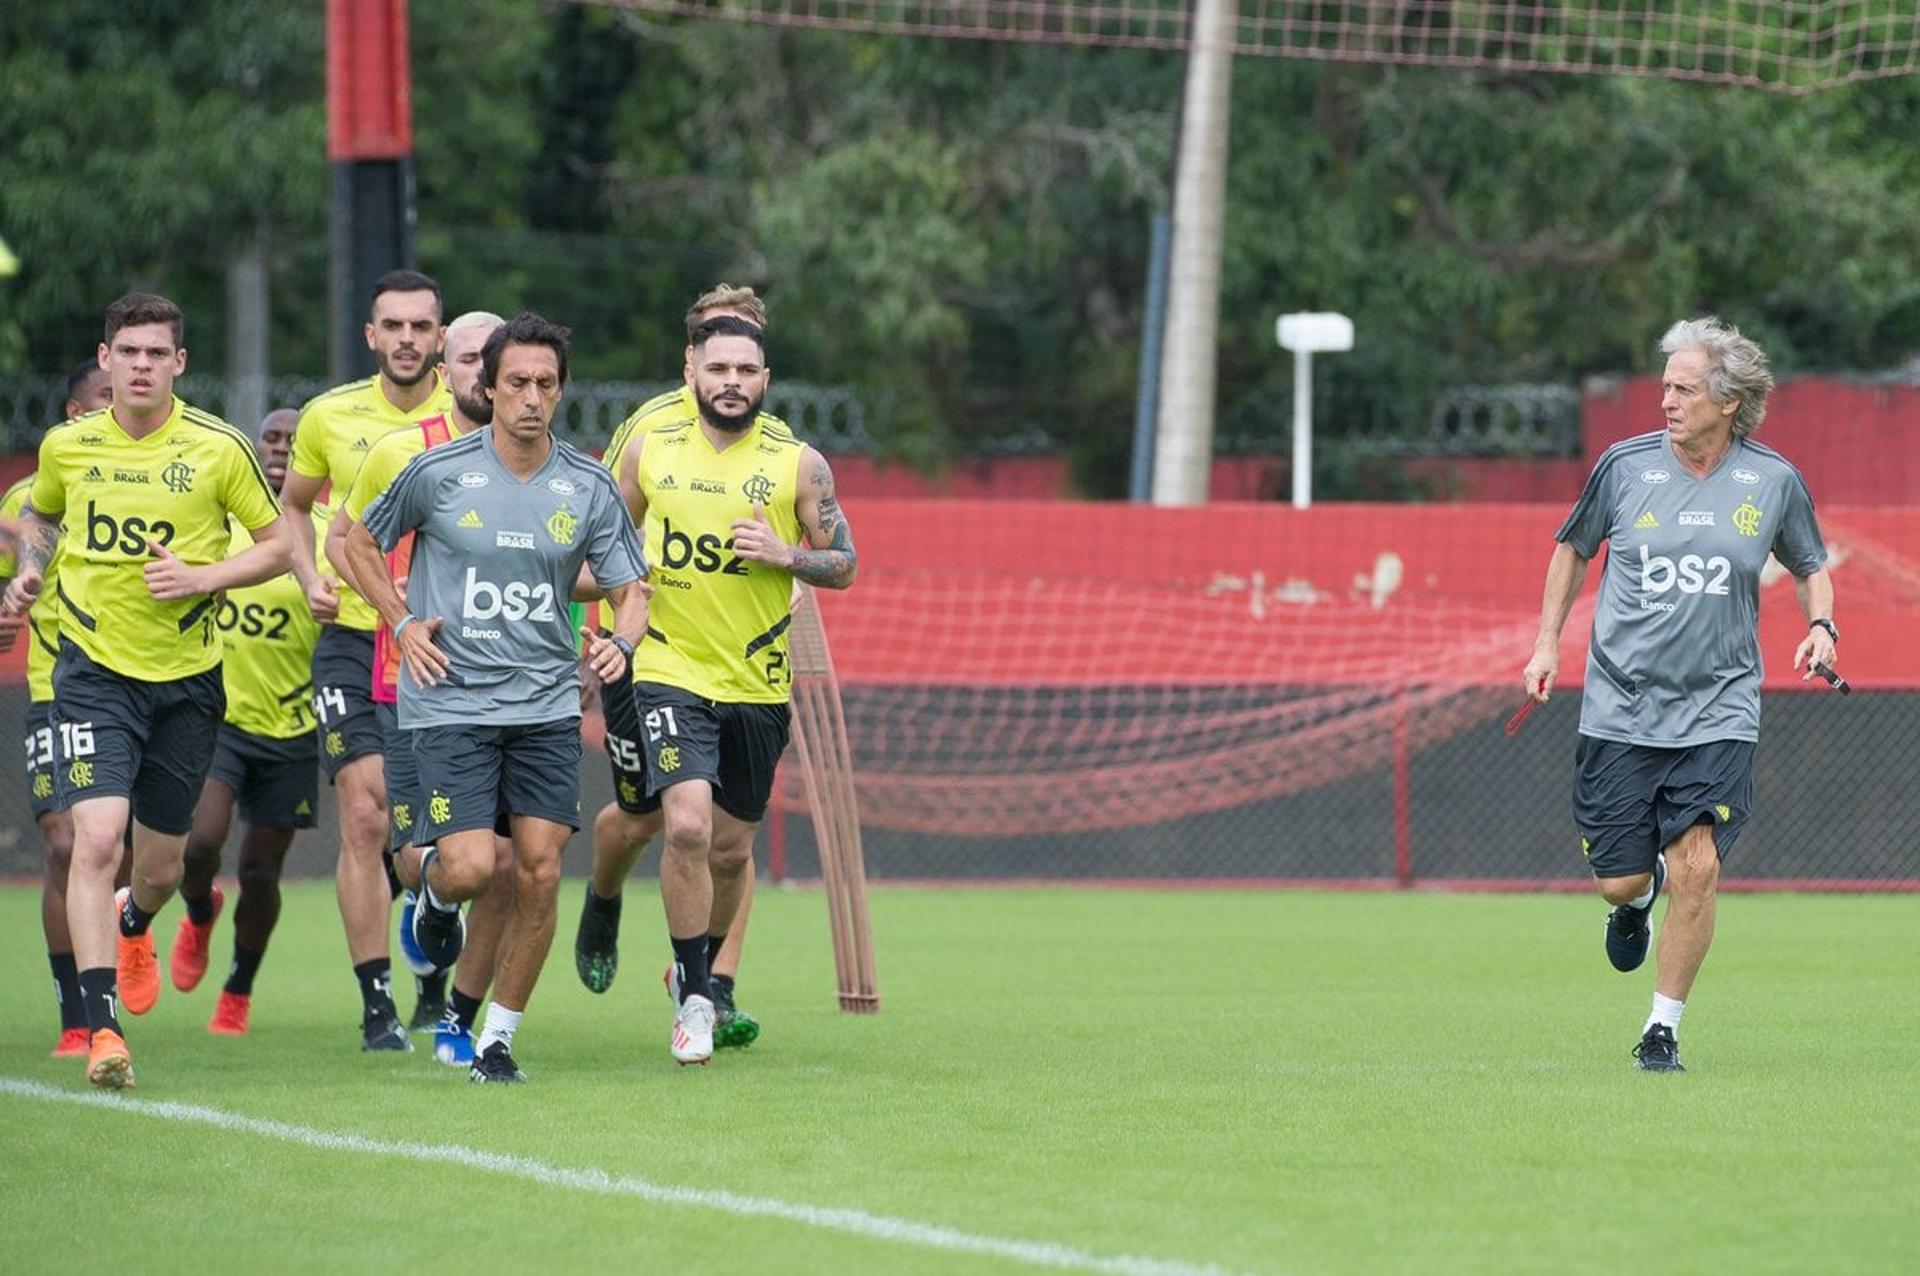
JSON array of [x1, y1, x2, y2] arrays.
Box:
[[0, 376, 885, 456]]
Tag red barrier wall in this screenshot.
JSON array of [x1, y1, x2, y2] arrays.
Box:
[[810, 501, 1919, 689]]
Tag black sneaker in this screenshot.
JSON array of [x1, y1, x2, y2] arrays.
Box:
[[408, 989, 447, 1033], [1632, 1023, 1685, 1073], [574, 888, 621, 994], [1604, 852, 1666, 972], [411, 850, 467, 972], [469, 1040, 526, 1083], [711, 977, 759, 1050], [361, 1004, 412, 1052]]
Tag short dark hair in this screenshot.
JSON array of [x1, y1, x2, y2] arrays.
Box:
[[66, 359, 107, 402], [370, 269, 443, 318], [481, 312, 572, 390], [689, 314, 766, 360], [103, 292, 184, 347]]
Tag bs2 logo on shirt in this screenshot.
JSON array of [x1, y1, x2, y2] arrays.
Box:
[[1638, 544, 1730, 611]]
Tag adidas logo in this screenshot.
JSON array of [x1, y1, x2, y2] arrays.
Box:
[[656, 475, 677, 490], [457, 509, 484, 529], [85, 466, 104, 481], [295, 799, 311, 816], [350, 438, 371, 451], [1634, 512, 1659, 530]]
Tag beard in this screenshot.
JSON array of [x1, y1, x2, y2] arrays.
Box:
[[695, 384, 763, 433], [375, 347, 432, 388], [454, 386, 493, 425]]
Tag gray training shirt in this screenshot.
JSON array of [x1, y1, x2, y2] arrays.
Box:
[[1557, 431, 1826, 748], [362, 428, 646, 729]]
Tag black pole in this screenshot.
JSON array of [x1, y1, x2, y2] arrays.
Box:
[[329, 157, 415, 383]]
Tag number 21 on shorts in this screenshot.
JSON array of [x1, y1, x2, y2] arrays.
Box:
[[643, 705, 679, 743]]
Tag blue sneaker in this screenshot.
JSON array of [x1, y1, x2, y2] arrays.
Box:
[[397, 890, 435, 977], [1604, 852, 1666, 972], [434, 1016, 475, 1067]]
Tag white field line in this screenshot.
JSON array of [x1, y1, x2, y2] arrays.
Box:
[[1, 1077, 1243, 1276]]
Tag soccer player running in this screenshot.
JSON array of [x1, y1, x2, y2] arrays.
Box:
[[576, 284, 768, 1048], [622, 315, 857, 1065], [0, 359, 114, 1056], [345, 312, 648, 1083], [331, 309, 518, 1066], [166, 408, 321, 1035], [0, 292, 294, 1089], [1523, 317, 1835, 1073], [283, 269, 453, 1050]]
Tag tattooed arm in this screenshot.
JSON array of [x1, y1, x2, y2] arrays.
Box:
[[0, 503, 60, 616], [729, 446, 858, 589]]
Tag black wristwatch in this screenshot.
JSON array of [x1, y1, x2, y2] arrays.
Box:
[[609, 634, 635, 660], [1808, 618, 1838, 643]]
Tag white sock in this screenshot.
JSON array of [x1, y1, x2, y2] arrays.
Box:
[[420, 848, 457, 913], [1626, 872, 1658, 910], [1644, 993, 1684, 1035], [477, 1002, 522, 1054]]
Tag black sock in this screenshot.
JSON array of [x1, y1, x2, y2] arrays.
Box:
[[118, 892, 156, 938], [50, 952, 85, 1031], [416, 970, 447, 1005], [77, 966, 121, 1036], [710, 972, 735, 998], [450, 987, 484, 1030], [183, 889, 215, 927], [705, 933, 726, 966], [353, 957, 395, 1014], [381, 849, 403, 901], [586, 886, 622, 918], [225, 944, 264, 996], [669, 934, 711, 1003]]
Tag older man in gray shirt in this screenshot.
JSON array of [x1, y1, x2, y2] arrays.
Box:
[[1523, 316, 1836, 1073], [348, 312, 649, 1083]]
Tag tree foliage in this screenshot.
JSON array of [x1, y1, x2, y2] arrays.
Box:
[[5, 4, 1920, 495]]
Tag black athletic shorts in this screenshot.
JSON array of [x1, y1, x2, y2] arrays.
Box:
[[410, 718, 582, 842], [1574, 735, 1755, 878], [208, 723, 318, 829], [633, 681, 791, 823], [23, 700, 66, 820], [311, 625, 383, 782], [601, 666, 661, 816], [51, 639, 224, 836], [377, 702, 423, 850]]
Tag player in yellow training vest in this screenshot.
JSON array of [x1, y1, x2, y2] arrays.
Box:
[[575, 284, 770, 1048], [281, 268, 452, 1051], [0, 359, 114, 1058], [167, 408, 322, 1036], [0, 292, 294, 1090], [622, 314, 858, 1065]]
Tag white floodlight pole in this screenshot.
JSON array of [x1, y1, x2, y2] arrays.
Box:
[[1275, 312, 1354, 509]]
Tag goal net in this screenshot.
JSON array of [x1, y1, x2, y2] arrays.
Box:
[[578, 0, 1920, 94]]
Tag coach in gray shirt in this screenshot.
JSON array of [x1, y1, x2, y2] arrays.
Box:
[[347, 312, 649, 1083], [1522, 316, 1836, 1074]]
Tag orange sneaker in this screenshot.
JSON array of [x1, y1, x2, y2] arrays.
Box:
[[209, 990, 251, 1036], [52, 1026, 90, 1058], [86, 1028, 135, 1090], [170, 884, 225, 991], [115, 888, 161, 1016]]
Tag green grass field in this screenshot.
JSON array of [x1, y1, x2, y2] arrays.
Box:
[[3, 882, 1916, 1274]]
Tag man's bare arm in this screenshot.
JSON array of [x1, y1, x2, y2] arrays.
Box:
[[787, 447, 857, 590], [1522, 540, 1591, 702], [280, 470, 326, 592], [341, 519, 410, 630]]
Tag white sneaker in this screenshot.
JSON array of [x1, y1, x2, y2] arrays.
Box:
[[662, 962, 681, 1005], [672, 994, 715, 1065]]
